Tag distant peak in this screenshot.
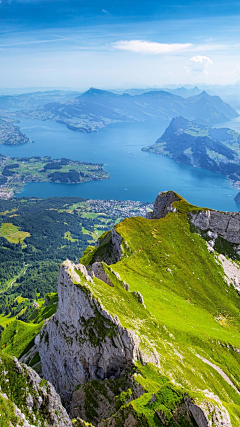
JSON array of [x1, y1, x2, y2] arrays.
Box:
[[158, 116, 190, 141], [82, 87, 116, 97], [170, 116, 189, 127]]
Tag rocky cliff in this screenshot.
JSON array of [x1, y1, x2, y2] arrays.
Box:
[[0, 351, 71, 426], [36, 191, 240, 426], [37, 260, 142, 402]]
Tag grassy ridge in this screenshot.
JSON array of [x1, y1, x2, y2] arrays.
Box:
[[79, 198, 240, 424]]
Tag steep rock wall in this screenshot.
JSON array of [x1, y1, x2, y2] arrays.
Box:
[[190, 210, 240, 245], [36, 260, 140, 401], [0, 354, 72, 427], [146, 191, 180, 219]]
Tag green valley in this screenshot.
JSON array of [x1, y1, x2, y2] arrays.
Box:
[[0, 155, 110, 199], [0, 196, 152, 330]]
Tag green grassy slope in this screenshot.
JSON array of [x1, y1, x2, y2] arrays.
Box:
[[79, 197, 240, 425], [0, 292, 58, 362]]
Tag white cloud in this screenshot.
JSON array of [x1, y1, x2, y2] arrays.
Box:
[[189, 55, 213, 73], [112, 40, 192, 55]]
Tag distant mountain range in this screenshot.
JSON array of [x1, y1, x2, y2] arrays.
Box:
[[143, 116, 240, 182], [15, 87, 239, 133], [0, 90, 81, 110], [118, 85, 215, 98]]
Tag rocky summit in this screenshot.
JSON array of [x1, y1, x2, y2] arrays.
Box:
[[19, 190, 239, 427]]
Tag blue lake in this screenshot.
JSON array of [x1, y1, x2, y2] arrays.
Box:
[[0, 117, 240, 211]]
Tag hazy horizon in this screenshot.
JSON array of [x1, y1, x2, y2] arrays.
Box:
[[1, 0, 240, 89]]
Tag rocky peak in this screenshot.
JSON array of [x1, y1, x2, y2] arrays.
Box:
[[146, 191, 180, 219], [158, 116, 189, 141], [36, 260, 141, 402]]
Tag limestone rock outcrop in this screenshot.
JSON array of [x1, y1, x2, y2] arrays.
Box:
[[0, 354, 72, 427], [190, 210, 240, 245], [96, 393, 232, 427], [146, 191, 180, 219], [88, 227, 123, 266], [36, 260, 140, 402], [90, 262, 114, 286], [69, 374, 144, 424], [187, 395, 232, 427]]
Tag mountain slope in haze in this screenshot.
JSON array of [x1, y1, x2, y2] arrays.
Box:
[[143, 116, 240, 183], [0, 90, 81, 110], [120, 86, 215, 98], [33, 191, 240, 426], [18, 88, 239, 133]]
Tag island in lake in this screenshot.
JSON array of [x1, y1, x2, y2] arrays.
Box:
[[143, 116, 240, 189], [0, 156, 109, 199]]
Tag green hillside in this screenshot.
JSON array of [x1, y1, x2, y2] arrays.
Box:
[[0, 196, 151, 328], [142, 116, 240, 183], [76, 193, 240, 425]]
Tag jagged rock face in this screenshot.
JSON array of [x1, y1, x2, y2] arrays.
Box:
[[90, 262, 114, 287], [37, 260, 140, 401], [190, 210, 240, 244], [218, 253, 240, 292], [99, 395, 232, 427], [187, 396, 232, 427], [69, 375, 144, 424], [0, 354, 72, 427], [146, 191, 180, 219]]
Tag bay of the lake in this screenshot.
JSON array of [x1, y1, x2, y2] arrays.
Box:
[[0, 117, 240, 211]]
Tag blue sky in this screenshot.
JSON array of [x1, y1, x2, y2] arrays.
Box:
[[1, 0, 240, 89]]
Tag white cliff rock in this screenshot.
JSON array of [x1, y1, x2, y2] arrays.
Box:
[[218, 253, 240, 292], [90, 262, 114, 287], [0, 355, 72, 427], [187, 395, 232, 427], [190, 210, 240, 245], [37, 260, 141, 401]]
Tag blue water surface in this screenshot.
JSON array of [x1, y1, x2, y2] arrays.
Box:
[[0, 117, 239, 211]]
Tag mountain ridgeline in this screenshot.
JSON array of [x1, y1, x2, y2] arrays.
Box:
[[18, 88, 239, 133], [4, 191, 240, 426], [143, 116, 240, 184]]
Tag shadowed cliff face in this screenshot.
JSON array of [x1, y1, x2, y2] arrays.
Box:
[[36, 191, 240, 426]]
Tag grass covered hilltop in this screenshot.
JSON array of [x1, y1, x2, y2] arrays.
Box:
[[0, 155, 109, 198], [143, 116, 240, 188]]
